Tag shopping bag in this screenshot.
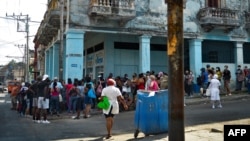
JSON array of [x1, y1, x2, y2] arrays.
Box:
[[97, 96, 110, 110], [88, 88, 96, 98], [205, 88, 211, 96], [59, 94, 63, 102]]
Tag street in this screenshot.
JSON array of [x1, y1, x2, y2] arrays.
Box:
[[0, 92, 250, 141]]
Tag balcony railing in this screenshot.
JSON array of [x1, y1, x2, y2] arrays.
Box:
[[197, 7, 240, 32], [89, 0, 135, 20], [37, 0, 67, 45], [43, 0, 67, 27], [245, 11, 250, 31]]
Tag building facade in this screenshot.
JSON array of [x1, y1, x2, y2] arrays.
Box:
[[33, 0, 250, 88]]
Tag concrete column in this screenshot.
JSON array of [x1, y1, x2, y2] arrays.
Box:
[[52, 44, 60, 78], [65, 30, 85, 80], [189, 39, 203, 79], [235, 41, 244, 66], [63, 39, 66, 80], [139, 35, 151, 73], [45, 50, 50, 75], [49, 47, 53, 77]]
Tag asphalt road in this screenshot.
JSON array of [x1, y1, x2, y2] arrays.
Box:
[[0, 92, 250, 141]]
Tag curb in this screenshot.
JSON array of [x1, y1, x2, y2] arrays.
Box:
[[185, 93, 250, 105], [47, 93, 250, 120]]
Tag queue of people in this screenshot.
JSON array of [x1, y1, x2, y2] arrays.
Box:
[[9, 70, 168, 123], [9, 66, 250, 123], [197, 64, 250, 109]]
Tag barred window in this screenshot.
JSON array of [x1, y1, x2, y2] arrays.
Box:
[[202, 40, 234, 63], [208, 51, 218, 62], [243, 43, 250, 63]]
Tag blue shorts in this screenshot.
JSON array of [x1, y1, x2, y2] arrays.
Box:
[[84, 95, 93, 105]]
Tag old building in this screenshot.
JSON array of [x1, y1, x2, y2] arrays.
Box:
[[33, 0, 250, 88]]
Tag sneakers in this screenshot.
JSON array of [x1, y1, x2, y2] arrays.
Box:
[[72, 116, 79, 120], [42, 120, 50, 124], [212, 105, 215, 109], [36, 120, 50, 124], [217, 105, 223, 108]]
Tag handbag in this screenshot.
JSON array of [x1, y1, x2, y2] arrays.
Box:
[[88, 88, 96, 98], [97, 96, 110, 110], [59, 94, 63, 102], [96, 83, 103, 96]]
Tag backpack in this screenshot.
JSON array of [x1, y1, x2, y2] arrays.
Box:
[[69, 87, 78, 96], [96, 83, 103, 96], [197, 75, 202, 86]]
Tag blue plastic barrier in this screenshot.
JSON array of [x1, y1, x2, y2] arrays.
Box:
[[134, 90, 168, 138]]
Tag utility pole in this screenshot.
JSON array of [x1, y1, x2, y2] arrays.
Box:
[[59, 0, 64, 81], [166, 0, 185, 141], [6, 13, 30, 83], [14, 44, 26, 81]]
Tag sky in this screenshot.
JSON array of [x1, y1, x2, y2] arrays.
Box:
[[0, 0, 47, 65]]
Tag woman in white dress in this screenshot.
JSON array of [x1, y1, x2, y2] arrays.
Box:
[[208, 74, 222, 109], [99, 79, 128, 139]]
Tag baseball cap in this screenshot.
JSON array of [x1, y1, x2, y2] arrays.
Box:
[[42, 74, 49, 81]]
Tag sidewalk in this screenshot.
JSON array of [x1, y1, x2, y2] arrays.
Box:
[[50, 92, 250, 141], [97, 92, 250, 141], [185, 91, 250, 106], [51, 91, 250, 120]]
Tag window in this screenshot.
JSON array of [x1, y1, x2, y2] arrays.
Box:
[[208, 51, 218, 62], [202, 40, 234, 63], [95, 42, 104, 52], [207, 0, 221, 8], [114, 42, 139, 50], [87, 47, 94, 54], [243, 43, 250, 63]]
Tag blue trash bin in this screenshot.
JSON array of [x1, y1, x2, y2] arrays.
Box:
[[134, 90, 168, 138], [193, 84, 200, 93]]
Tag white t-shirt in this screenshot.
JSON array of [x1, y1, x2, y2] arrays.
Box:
[[101, 85, 122, 114]]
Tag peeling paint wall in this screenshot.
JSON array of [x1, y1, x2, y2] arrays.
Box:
[[67, 0, 249, 38]]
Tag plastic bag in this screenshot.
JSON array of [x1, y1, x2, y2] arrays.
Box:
[[97, 96, 110, 110]]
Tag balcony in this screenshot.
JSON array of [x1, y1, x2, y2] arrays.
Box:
[[197, 7, 240, 32], [44, 0, 67, 27], [89, 0, 136, 21], [245, 11, 250, 31], [36, 0, 66, 45]]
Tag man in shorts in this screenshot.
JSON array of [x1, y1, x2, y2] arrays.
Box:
[[31, 76, 42, 122], [36, 74, 51, 124]]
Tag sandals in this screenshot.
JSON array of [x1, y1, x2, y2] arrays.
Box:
[[105, 134, 112, 139], [83, 115, 91, 118]]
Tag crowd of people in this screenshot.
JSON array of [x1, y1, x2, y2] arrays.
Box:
[[196, 64, 250, 109], [8, 66, 250, 124], [8, 71, 169, 123]]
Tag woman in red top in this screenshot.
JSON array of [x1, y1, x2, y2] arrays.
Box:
[[50, 81, 60, 116], [137, 73, 145, 90], [148, 75, 159, 91], [65, 78, 73, 113]]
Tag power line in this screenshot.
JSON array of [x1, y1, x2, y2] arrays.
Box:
[[0, 38, 26, 46], [0, 16, 41, 23]]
